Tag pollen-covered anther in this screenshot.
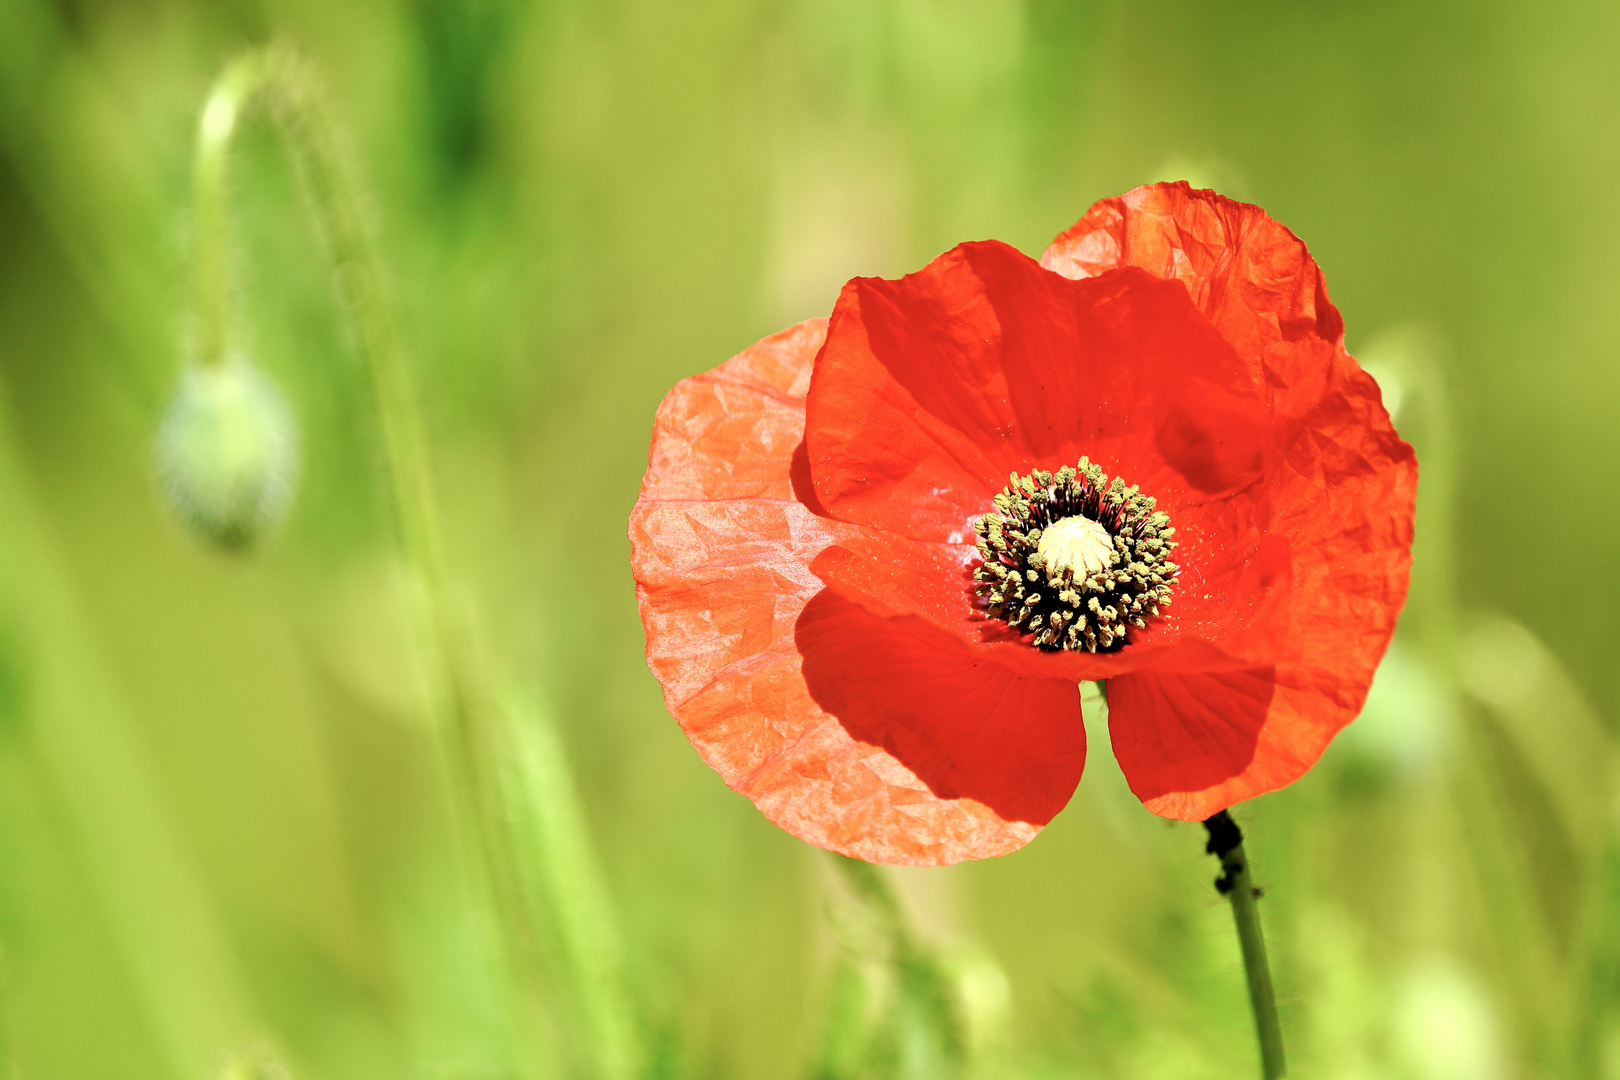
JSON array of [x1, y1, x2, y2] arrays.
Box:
[[971, 457, 1178, 653]]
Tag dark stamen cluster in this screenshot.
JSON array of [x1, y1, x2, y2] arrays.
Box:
[[971, 458, 1178, 652]]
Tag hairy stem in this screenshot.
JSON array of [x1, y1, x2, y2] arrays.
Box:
[[1204, 810, 1286, 1080], [192, 52, 266, 368], [190, 43, 549, 1076]]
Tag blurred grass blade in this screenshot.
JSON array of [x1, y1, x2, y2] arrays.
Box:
[[827, 858, 966, 1080], [809, 958, 870, 1080], [217, 1046, 291, 1080], [1576, 838, 1620, 1076], [0, 0, 170, 407], [0, 384, 256, 1074], [501, 688, 640, 1080], [1458, 611, 1615, 866], [1454, 611, 1617, 1071], [1377, 328, 1615, 1071], [889, 946, 965, 1080]]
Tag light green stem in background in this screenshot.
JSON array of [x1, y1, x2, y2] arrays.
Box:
[[503, 690, 638, 1080], [1205, 812, 1286, 1080], [836, 857, 910, 946], [191, 52, 264, 369], [189, 45, 566, 1077], [833, 857, 966, 1079]]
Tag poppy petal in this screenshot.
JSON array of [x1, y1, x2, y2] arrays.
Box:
[[1040, 181, 1403, 453], [1106, 650, 1384, 821], [1046, 183, 1418, 813], [805, 240, 1271, 541], [801, 237, 1293, 675], [630, 320, 1084, 864], [793, 590, 1086, 861], [1104, 668, 1280, 819]]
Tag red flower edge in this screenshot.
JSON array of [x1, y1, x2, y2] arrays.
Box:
[[630, 183, 1416, 865]]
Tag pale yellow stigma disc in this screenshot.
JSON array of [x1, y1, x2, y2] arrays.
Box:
[[1036, 515, 1117, 579]]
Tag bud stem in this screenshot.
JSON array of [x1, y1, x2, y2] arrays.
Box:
[[189, 44, 551, 1076], [192, 52, 267, 369], [1204, 810, 1286, 1079]]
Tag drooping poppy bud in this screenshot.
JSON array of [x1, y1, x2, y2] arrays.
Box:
[[155, 358, 299, 552]]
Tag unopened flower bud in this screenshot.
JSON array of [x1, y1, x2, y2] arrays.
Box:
[[156, 359, 298, 551]]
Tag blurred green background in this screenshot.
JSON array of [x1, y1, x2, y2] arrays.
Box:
[[1, 1, 1618, 1078]]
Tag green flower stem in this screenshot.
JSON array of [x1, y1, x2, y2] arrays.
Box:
[[1204, 811, 1286, 1079], [191, 51, 265, 369], [190, 44, 550, 1075]]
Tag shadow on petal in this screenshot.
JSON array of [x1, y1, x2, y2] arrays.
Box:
[[1107, 668, 1276, 815], [795, 589, 1085, 827]]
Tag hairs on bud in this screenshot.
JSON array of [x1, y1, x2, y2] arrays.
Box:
[[155, 358, 299, 552]]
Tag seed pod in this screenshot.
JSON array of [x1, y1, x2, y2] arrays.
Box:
[[155, 359, 298, 551]]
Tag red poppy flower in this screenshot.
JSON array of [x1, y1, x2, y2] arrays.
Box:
[[630, 182, 1416, 866]]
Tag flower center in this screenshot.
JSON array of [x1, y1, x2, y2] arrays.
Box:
[[971, 458, 1178, 653], [1036, 515, 1117, 579]]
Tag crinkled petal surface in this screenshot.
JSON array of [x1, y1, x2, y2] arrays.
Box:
[[630, 320, 1085, 865], [1043, 182, 1417, 818]]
